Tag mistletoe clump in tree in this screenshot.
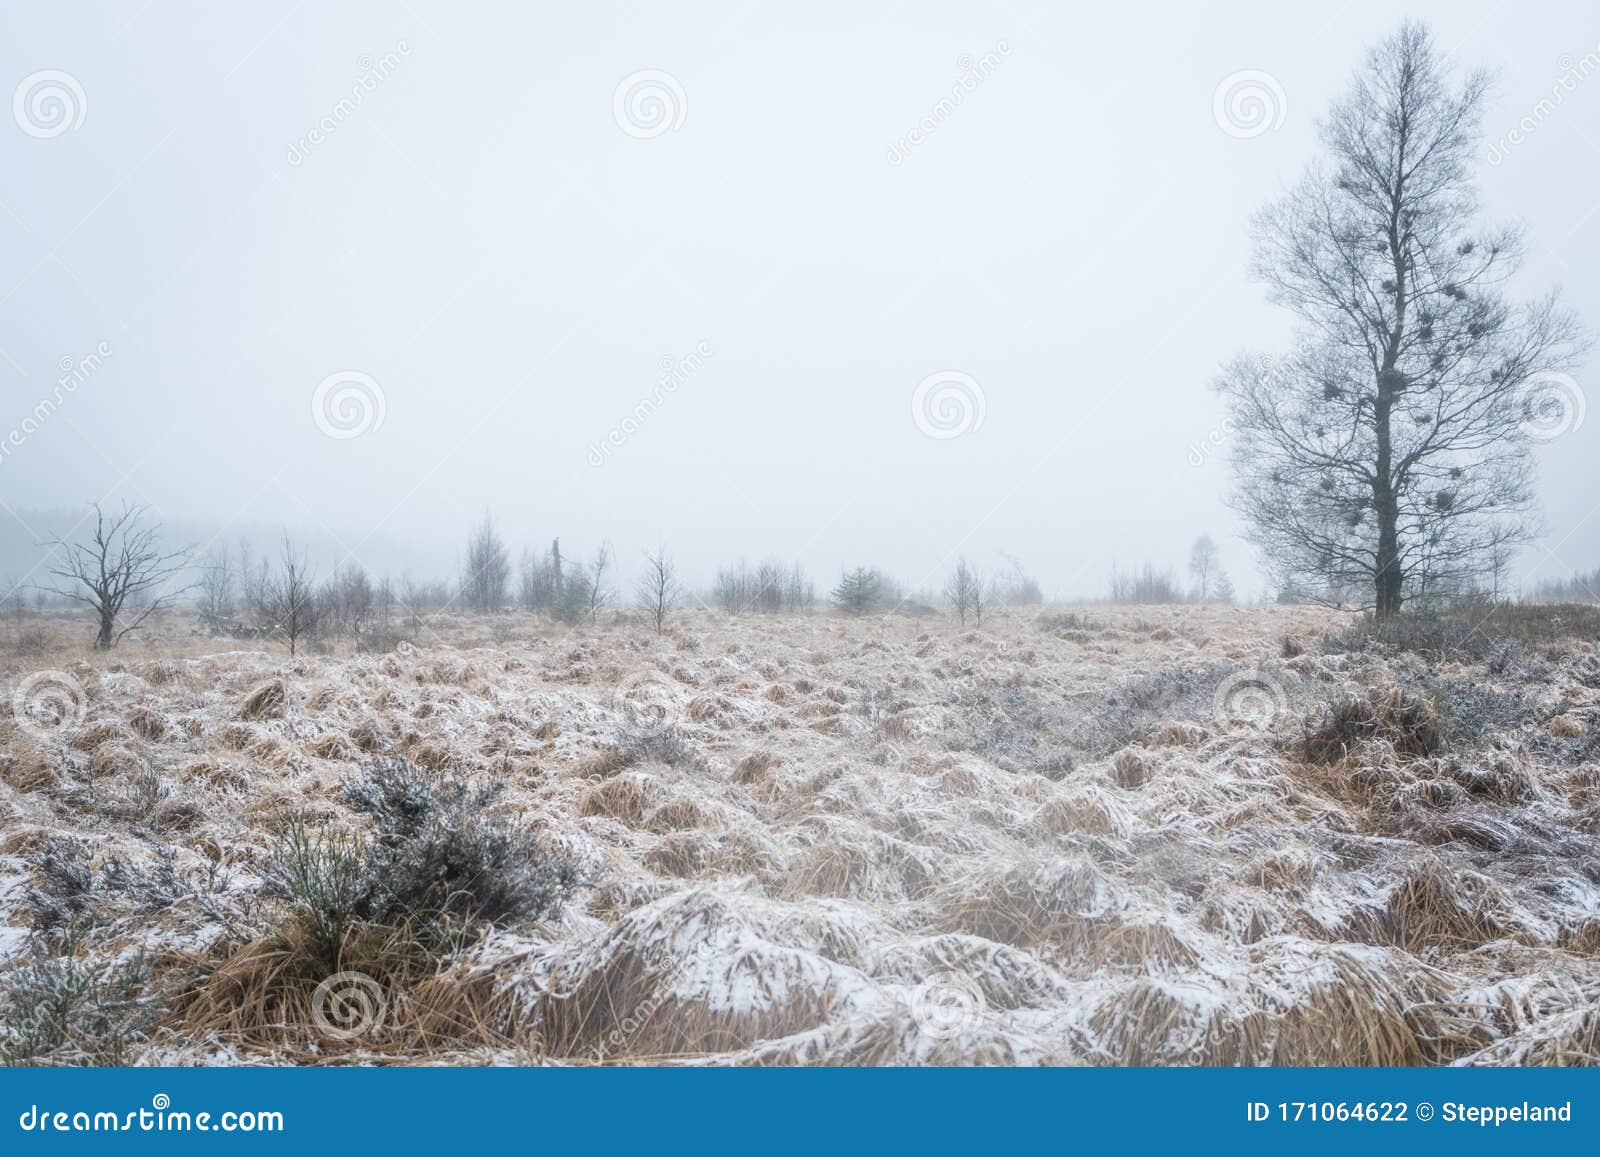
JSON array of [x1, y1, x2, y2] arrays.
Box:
[[1217, 23, 1586, 619]]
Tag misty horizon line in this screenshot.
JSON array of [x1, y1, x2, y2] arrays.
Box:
[[3, 501, 1594, 612]]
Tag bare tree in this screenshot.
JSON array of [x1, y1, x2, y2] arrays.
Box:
[[1217, 23, 1586, 619], [1109, 562, 1184, 604], [237, 538, 268, 612], [635, 544, 682, 634], [944, 558, 983, 625], [583, 541, 613, 626], [197, 545, 234, 623], [258, 534, 319, 656], [992, 553, 1043, 605], [43, 502, 192, 648], [519, 541, 562, 611], [376, 575, 396, 631], [461, 512, 510, 612], [1188, 535, 1221, 602], [321, 560, 374, 639]]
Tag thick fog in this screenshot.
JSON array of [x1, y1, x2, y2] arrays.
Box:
[[2, 0, 1597, 599]]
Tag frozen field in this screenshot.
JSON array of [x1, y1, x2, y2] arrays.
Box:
[[3, 603, 1599, 1065]]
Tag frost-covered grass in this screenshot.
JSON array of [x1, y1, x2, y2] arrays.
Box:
[[1, 603, 1598, 1065]]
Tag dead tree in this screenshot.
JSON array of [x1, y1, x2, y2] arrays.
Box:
[[43, 502, 192, 648], [1217, 23, 1586, 619]]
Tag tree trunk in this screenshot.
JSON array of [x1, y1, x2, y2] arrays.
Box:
[[1373, 370, 1404, 622], [95, 610, 114, 649]]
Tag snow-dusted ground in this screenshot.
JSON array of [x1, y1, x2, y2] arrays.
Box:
[[2, 604, 1598, 1065]]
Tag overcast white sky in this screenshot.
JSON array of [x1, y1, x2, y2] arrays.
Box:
[[2, 1, 1597, 599]]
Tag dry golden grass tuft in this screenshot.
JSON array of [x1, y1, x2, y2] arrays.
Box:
[[238, 678, 288, 721]]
